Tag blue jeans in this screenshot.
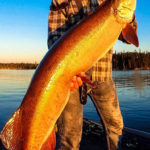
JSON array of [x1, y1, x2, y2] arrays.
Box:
[[56, 80, 123, 150]]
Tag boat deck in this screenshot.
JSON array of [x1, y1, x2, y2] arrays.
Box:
[[80, 118, 150, 150], [1, 118, 150, 150]]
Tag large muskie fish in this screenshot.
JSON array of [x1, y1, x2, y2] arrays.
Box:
[[0, 0, 138, 149]]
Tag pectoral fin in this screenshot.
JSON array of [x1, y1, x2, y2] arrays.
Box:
[[122, 23, 139, 47]]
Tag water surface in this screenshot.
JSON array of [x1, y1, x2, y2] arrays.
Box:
[[0, 70, 150, 132]]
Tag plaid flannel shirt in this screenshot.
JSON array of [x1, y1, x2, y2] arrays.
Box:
[[48, 0, 113, 82]]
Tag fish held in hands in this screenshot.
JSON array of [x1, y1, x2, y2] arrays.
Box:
[[0, 0, 138, 149]]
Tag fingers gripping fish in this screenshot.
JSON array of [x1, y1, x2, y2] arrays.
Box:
[[0, 0, 138, 149]]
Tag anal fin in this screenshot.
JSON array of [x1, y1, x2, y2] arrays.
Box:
[[41, 129, 56, 150]]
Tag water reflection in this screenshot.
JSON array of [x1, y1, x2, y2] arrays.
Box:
[[84, 70, 150, 132], [0, 70, 150, 132], [115, 71, 150, 132], [113, 70, 150, 89], [0, 70, 35, 131]]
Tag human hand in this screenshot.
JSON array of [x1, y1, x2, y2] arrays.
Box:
[[70, 72, 85, 91]]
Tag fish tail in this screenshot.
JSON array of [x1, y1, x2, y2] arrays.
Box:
[[0, 108, 22, 150], [1, 109, 56, 150]]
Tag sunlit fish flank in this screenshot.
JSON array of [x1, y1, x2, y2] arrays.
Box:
[[0, 0, 138, 149]]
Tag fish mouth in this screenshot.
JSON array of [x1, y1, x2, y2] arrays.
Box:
[[113, 5, 134, 24], [117, 5, 134, 20], [112, 0, 136, 24]]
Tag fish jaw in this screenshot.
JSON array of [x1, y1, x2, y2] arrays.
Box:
[[112, 0, 137, 24]]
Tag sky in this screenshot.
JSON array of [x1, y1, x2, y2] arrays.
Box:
[[0, 0, 150, 63]]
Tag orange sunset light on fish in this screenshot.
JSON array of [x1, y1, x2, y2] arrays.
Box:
[[0, 0, 139, 149]]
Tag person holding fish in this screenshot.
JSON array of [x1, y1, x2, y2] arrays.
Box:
[[0, 0, 138, 149], [48, 0, 138, 150]]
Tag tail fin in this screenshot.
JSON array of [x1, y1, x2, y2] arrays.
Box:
[[0, 109, 56, 150], [0, 109, 22, 150]]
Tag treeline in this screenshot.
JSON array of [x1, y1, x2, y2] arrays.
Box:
[[1, 52, 150, 70], [0, 63, 38, 70], [113, 51, 150, 70]]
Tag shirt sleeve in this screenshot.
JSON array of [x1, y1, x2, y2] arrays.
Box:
[[97, 0, 107, 6], [52, 0, 68, 7]]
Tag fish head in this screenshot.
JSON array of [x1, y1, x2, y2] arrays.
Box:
[[112, 0, 139, 47], [112, 0, 137, 24]]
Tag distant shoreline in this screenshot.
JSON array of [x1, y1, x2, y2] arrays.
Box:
[[0, 63, 38, 70], [0, 63, 150, 71], [1, 51, 150, 71], [112, 67, 150, 71]]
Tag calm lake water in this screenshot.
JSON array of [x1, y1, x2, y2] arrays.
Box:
[[0, 70, 150, 132]]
